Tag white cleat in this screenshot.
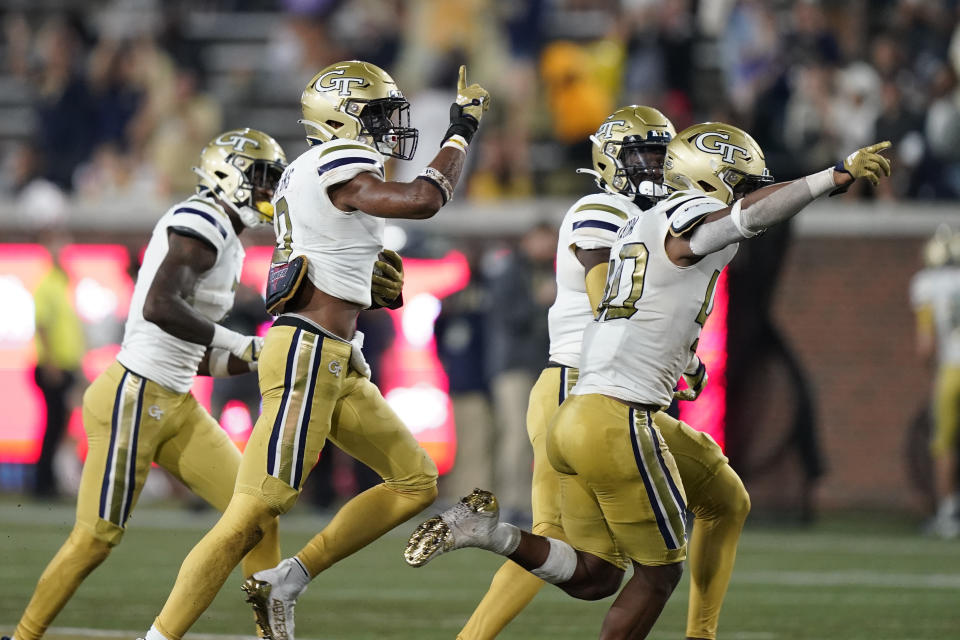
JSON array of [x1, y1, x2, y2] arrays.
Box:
[[404, 488, 501, 567], [242, 558, 309, 640]]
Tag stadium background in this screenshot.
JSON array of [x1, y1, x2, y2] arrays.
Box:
[[1, 0, 959, 555], [3, 1, 960, 639]]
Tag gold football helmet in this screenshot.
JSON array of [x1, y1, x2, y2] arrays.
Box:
[[664, 122, 773, 204], [300, 60, 418, 160], [580, 106, 675, 203], [923, 224, 957, 268], [193, 128, 287, 229]]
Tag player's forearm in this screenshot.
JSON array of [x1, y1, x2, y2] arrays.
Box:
[[689, 169, 836, 255], [422, 145, 467, 201], [143, 291, 216, 345], [197, 348, 256, 377]]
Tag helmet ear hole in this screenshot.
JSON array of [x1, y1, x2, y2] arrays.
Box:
[[326, 119, 344, 129], [214, 170, 228, 179], [697, 180, 716, 193]]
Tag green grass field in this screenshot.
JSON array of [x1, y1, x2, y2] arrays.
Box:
[[1, 498, 958, 640]]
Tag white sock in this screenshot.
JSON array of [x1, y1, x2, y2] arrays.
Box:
[[485, 522, 521, 556], [286, 557, 311, 589], [145, 625, 171, 640], [937, 494, 958, 519], [530, 537, 578, 584]]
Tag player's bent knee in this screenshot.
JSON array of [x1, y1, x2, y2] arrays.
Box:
[[563, 554, 624, 601], [385, 480, 438, 512], [631, 560, 683, 603], [69, 524, 114, 565], [413, 483, 439, 509], [718, 466, 751, 523], [732, 484, 751, 523], [567, 572, 622, 601]]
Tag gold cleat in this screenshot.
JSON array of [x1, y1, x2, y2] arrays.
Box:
[[404, 488, 500, 567], [242, 577, 285, 640], [241, 557, 308, 640]]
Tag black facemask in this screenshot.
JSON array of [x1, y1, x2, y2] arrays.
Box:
[[359, 98, 419, 161]]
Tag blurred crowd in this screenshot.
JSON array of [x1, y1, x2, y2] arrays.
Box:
[[3, 0, 960, 229]]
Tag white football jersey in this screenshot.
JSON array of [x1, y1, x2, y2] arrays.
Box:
[[910, 266, 960, 365], [574, 190, 738, 408], [272, 139, 386, 308], [548, 192, 641, 367], [117, 195, 244, 394]]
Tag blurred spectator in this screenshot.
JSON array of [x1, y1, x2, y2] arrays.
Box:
[[831, 62, 882, 154], [4, 1, 960, 217], [32, 229, 85, 498], [5, 143, 69, 229], [33, 17, 96, 191], [924, 63, 960, 197], [88, 39, 143, 149], [783, 63, 836, 174], [144, 66, 222, 197], [436, 253, 494, 501], [874, 81, 925, 199], [484, 223, 557, 519], [540, 41, 616, 146]]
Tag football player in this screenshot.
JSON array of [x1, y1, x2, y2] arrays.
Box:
[[455, 106, 750, 640], [141, 61, 489, 640], [6, 129, 290, 640], [910, 226, 960, 538], [406, 124, 891, 639]]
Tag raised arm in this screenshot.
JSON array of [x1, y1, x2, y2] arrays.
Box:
[[667, 141, 892, 265], [330, 66, 490, 220]]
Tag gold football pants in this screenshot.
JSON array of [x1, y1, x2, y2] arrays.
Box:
[[14, 361, 280, 640], [234, 316, 438, 510], [932, 365, 960, 456], [459, 365, 749, 640], [154, 316, 438, 640]]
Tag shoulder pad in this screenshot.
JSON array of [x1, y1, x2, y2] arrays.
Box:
[[662, 191, 728, 237], [567, 193, 634, 226], [167, 197, 231, 251], [566, 194, 634, 250], [314, 139, 384, 180]]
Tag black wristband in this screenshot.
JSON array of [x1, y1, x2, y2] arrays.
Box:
[[414, 175, 449, 205], [442, 102, 479, 145]]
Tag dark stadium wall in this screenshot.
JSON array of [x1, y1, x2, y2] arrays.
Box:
[[731, 234, 931, 514]]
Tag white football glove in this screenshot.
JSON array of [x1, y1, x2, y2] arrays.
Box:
[[674, 354, 708, 402], [349, 330, 371, 378], [211, 325, 263, 363]]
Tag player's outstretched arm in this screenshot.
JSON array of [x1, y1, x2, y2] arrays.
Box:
[[670, 141, 892, 263], [144, 230, 261, 362], [330, 65, 490, 219]]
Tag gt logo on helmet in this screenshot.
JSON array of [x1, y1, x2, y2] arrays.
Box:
[[694, 132, 749, 164], [315, 69, 366, 96], [596, 120, 627, 140], [215, 133, 261, 152]]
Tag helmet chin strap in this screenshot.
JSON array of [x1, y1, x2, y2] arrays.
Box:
[[192, 166, 267, 229]]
